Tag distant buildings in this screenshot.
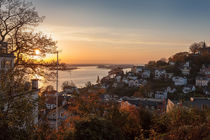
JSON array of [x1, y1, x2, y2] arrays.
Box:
[[142, 70, 151, 78], [196, 76, 209, 87], [155, 69, 166, 79], [131, 66, 144, 74], [183, 97, 210, 110], [172, 76, 187, 86], [120, 97, 166, 113], [180, 61, 190, 75], [198, 47, 210, 55]]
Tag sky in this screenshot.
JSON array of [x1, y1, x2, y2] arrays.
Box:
[[32, 0, 210, 64]]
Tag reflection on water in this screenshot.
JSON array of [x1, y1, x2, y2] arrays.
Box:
[[42, 66, 109, 91], [41, 66, 131, 91]]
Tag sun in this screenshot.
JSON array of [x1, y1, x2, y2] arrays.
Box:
[[35, 49, 40, 55]]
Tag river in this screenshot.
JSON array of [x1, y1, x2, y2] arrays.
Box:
[[41, 66, 131, 91]]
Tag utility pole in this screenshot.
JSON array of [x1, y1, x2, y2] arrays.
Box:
[[56, 51, 59, 131]]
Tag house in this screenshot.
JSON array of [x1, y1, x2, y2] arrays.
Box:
[[142, 70, 151, 78], [127, 75, 138, 80], [115, 75, 122, 83], [131, 66, 144, 74], [200, 65, 210, 81], [122, 77, 129, 84], [120, 97, 166, 113], [196, 76, 209, 87], [172, 76, 187, 86], [0, 42, 15, 71], [166, 87, 176, 93], [128, 80, 140, 87], [46, 105, 70, 128], [182, 85, 196, 94], [203, 87, 210, 95], [180, 61, 190, 75], [155, 69, 166, 79], [165, 73, 174, 79], [198, 47, 210, 55], [183, 97, 210, 110], [155, 91, 167, 99], [169, 61, 175, 66], [181, 66, 190, 75]]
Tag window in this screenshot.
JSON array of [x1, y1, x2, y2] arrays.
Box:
[[0, 59, 12, 69], [5, 60, 12, 68], [1, 60, 5, 68]]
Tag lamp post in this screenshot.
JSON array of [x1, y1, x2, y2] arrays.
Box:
[[56, 50, 59, 131]]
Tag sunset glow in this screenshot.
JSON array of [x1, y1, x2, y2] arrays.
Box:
[[35, 49, 40, 55], [33, 0, 210, 64]]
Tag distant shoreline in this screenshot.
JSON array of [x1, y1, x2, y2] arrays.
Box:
[[68, 64, 134, 70]]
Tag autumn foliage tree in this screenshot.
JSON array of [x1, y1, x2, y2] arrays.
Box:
[[0, 0, 57, 139], [0, 0, 57, 78]]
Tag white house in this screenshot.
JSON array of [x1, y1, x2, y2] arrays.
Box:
[[182, 85, 196, 94], [180, 61, 190, 75], [169, 61, 175, 66], [200, 65, 210, 81], [142, 70, 151, 78], [166, 87, 176, 93], [122, 77, 129, 84], [196, 77, 209, 87], [127, 75, 138, 80], [172, 76, 187, 86], [128, 80, 140, 87], [155, 91, 167, 99], [181, 66, 190, 75], [115, 75, 122, 83], [184, 61, 190, 67], [155, 69, 166, 79], [131, 66, 144, 74], [165, 73, 174, 79], [0, 42, 15, 71]]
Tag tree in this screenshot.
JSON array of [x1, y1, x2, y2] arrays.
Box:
[[190, 42, 202, 54], [0, 0, 57, 78], [189, 41, 207, 54], [169, 52, 189, 64], [73, 118, 124, 140], [0, 72, 38, 139], [62, 81, 76, 90], [85, 81, 92, 88], [0, 0, 57, 138]]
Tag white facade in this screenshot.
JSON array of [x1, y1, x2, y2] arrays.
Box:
[[0, 42, 15, 71], [142, 70, 150, 78], [181, 67, 190, 75], [172, 76, 187, 86], [196, 77, 209, 87], [155, 69, 166, 79]]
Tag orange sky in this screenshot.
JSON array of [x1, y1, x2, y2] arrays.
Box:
[[37, 24, 190, 64], [33, 0, 210, 64]]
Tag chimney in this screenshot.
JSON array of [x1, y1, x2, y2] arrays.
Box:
[[32, 79, 39, 90]]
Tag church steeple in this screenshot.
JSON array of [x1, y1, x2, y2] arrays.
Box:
[[203, 40, 206, 48]]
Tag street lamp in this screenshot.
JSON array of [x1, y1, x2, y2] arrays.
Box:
[[55, 50, 59, 131]]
